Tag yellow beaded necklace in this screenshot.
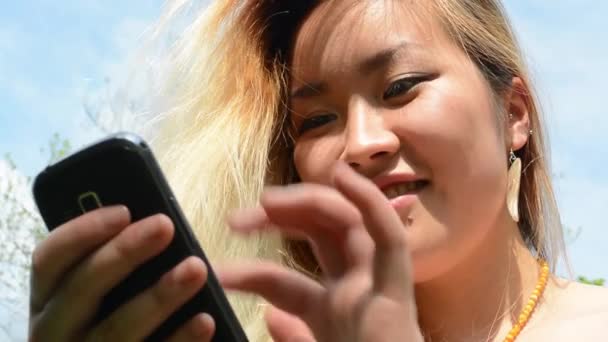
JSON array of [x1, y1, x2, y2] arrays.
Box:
[[502, 260, 550, 342]]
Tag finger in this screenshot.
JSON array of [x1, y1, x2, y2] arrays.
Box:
[[166, 313, 215, 342], [343, 225, 375, 273], [87, 256, 208, 341], [229, 205, 343, 279], [265, 305, 315, 342], [229, 185, 364, 278], [36, 214, 174, 337], [217, 261, 324, 321], [231, 184, 362, 234], [30, 205, 131, 314], [333, 162, 413, 299]]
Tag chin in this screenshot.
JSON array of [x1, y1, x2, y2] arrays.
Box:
[[403, 218, 458, 284]]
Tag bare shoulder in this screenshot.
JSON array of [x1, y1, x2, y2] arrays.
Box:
[[523, 277, 608, 341], [552, 277, 608, 315]]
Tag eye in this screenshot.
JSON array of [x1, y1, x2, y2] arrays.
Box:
[[382, 75, 427, 101], [298, 113, 337, 134]]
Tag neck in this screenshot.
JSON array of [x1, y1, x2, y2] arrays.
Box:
[[414, 211, 542, 342]]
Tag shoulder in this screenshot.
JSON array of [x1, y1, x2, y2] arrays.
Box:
[[552, 278, 608, 316], [523, 277, 608, 341]]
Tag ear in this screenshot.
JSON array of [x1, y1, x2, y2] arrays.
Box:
[[503, 77, 531, 152]]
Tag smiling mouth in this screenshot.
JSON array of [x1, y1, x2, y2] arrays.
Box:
[[381, 180, 429, 199]]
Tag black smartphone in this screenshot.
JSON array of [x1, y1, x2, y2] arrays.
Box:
[[32, 132, 248, 342]]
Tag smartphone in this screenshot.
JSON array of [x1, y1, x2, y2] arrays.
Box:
[[33, 132, 248, 342]]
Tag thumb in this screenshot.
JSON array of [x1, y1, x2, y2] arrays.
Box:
[[265, 305, 315, 342]]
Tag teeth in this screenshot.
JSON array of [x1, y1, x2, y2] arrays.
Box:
[[397, 184, 407, 195], [385, 187, 398, 198], [382, 181, 425, 199]]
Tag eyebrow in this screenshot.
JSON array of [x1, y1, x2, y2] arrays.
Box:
[[290, 81, 328, 99], [290, 42, 411, 100]]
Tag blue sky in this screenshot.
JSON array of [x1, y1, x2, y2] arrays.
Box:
[[0, 1, 165, 172], [1, 0, 606, 285]]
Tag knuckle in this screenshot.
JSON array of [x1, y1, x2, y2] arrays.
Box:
[[29, 309, 72, 342], [83, 206, 127, 233], [329, 288, 356, 320], [150, 259, 205, 312], [84, 209, 108, 230], [390, 233, 408, 249], [61, 271, 93, 308], [329, 278, 370, 321], [308, 194, 327, 212], [62, 251, 114, 303], [111, 230, 140, 260], [29, 329, 49, 342], [151, 277, 175, 312], [30, 245, 47, 277], [304, 188, 334, 214], [67, 268, 92, 300], [115, 217, 168, 260], [305, 185, 328, 202], [89, 320, 118, 342], [29, 318, 45, 342]]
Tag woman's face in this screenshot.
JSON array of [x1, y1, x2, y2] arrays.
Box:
[[289, 1, 513, 282]]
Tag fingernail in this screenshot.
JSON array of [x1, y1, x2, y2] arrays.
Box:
[[175, 258, 205, 286], [263, 184, 302, 196], [227, 207, 268, 233], [142, 214, 171, 241], [334, 161, 352, 175], [226, 211, 248, 232], [191, 313, 214, 337], [111, 204, 130, 217], [102, 205, 131, 226]]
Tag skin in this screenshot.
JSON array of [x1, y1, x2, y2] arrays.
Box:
[[29, 207, 216, 341], [28, 1, 608, 341], [222, 1, 608, 341]]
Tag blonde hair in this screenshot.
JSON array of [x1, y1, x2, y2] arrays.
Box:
[[147, 0, 567, 340]]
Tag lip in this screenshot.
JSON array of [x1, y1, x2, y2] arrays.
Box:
[[388, 193, 419, 210], [373, 173, 428, 210], [373, 173, 426, 191]]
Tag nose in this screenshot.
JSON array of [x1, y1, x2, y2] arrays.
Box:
[[341, 101, 400, 173]]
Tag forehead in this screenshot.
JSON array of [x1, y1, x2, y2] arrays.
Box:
[[289, 0, 449, 77]]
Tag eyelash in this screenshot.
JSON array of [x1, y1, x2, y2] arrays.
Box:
[[297, 75, 427, 135], [382, 75, 427, 100], [298, 113, 337, 135]]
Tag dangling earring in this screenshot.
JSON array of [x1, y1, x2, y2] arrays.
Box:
[[507, 149, 521, 222]]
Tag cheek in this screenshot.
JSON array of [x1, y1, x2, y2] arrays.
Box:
[[401, 76, 509, 275], [404, 72, 506, 189], [293, 135, 343, 184]]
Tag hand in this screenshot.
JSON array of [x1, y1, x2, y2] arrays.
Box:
[[29, 206, 215, 341], [220, 162, 424, 342]]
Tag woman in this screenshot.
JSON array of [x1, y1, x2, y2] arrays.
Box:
[[28, 0, 608, 341]]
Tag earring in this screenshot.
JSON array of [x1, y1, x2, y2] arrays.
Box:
[[507, 149, 521, 222]]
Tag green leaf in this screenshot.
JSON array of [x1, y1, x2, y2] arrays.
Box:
[[577, 276, 605, 286]]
